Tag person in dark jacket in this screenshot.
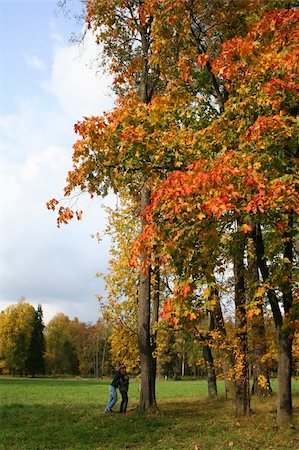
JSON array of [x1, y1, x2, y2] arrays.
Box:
[[105, 366, 125, 413], [119, 370, 129, 414]]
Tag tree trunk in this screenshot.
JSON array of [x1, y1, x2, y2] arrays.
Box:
[[277, 219, 294, 426], [234, 226, 250, 416], [202, 343, 217, 398], [253, 222, 294, 425], [250, 313, 272, 397], [138, 184, 157, 411], [209, 282, 235, 400], [151, 265, 160, 400], [277, 328, 293, 426], [247, 230, 271, 396]]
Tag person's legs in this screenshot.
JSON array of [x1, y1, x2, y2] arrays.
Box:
[[119, 392, 125, 413], [122, 392, 128, 413], [105, 385, 117, 412]]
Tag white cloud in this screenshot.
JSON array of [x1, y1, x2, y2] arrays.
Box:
[[0, 26, 116, 324], [24, 54, 47, 71], [43, 31, 115, 119]]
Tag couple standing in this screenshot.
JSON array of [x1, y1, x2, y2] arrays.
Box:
[[105, 366, 129, 414]]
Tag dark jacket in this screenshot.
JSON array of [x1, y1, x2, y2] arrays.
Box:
[[119, 375, 129, 392], [111, 371, 123, 388]]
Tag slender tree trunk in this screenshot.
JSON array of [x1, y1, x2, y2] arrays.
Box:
[[234, 226, 250, 416], [151, 265, 160, 399], [247, 231, 271, 396], [209, 282, 235, 400], [277, 328, 293, 426], [101, 336, 108, 377], [250, 310, 272, 396], [253, 222, 294, 425], [136, 17, 159, 411], [202, 342, 217, 398], [138, 184, 157, 411], [277, 218, 294, 426]]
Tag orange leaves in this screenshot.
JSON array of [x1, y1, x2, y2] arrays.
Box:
[[211, 7, 299, 122], [160, 298, 175, 322], [46, 198, 59, 211], [197, 53, 210, 69], [239, 223, 252, 234], [243, 115, 294, 143], [160, 292, 201, 329], [212, 36, 244, 80], [56, 207, 74, 228], [46, 199, 83, 228]]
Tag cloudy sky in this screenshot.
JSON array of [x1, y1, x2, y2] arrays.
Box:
[[0, 0, 117, 323]]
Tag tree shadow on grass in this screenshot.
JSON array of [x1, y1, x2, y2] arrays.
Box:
[[1, 395, 298, 450]]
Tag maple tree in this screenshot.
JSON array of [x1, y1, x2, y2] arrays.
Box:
[[49, 0, 163, 411], [47, 0, 297, 419], [135, 8, 298, 423]]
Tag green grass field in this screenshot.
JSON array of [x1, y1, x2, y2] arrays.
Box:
[[0, 377, 298, 450]]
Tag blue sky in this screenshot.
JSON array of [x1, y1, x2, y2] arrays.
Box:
[[0, 0, 116, 323]]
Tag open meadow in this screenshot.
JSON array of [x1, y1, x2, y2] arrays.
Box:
[[0, 377, 298, 450]]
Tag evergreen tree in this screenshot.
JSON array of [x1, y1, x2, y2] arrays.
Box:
[[26, 305, 45, 377]]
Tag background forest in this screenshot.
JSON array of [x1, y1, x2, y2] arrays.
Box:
[[0, 300, 298, 382]]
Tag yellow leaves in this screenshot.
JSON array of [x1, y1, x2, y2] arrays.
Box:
[[76, 211, 83, 221], [182, 310, 197, 321], [247, 308, 262, 319], [196, 212, 206, 221], [0, 301, 36, 373], [255, 286, 265, 298], [257, 375, 271, 392], [203, 287, 210, 298]]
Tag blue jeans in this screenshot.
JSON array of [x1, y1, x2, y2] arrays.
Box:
[[105, 385, 117, 412]]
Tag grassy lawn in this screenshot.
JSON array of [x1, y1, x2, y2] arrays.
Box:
[[0, 377, 298, 450]]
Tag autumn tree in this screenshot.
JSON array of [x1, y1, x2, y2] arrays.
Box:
[[97, 197, 140, 372], [67, 317, 110, 376], [45, 313, 79, 375], [137, 9, 298, 423], [0, 300, 35, 375], [48, 0, 297, 415]]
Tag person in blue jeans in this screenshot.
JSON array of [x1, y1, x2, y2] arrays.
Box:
[[105, 366, 125, 413]]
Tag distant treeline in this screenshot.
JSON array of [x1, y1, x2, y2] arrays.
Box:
[[0, 300, 111, 377]]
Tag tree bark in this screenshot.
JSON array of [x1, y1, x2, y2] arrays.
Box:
[[247, 230, 272, 396], [277, 219, 294, 426], [138, 184, 157, 411], [151, 265, 160, 400], [202, 342, 217, 398], [277, 328, 293, 426], [234, 226, 250, 416], [253, 222, 294, 425], [209, 286, 235, 400], [137, 17, 158, 411]]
